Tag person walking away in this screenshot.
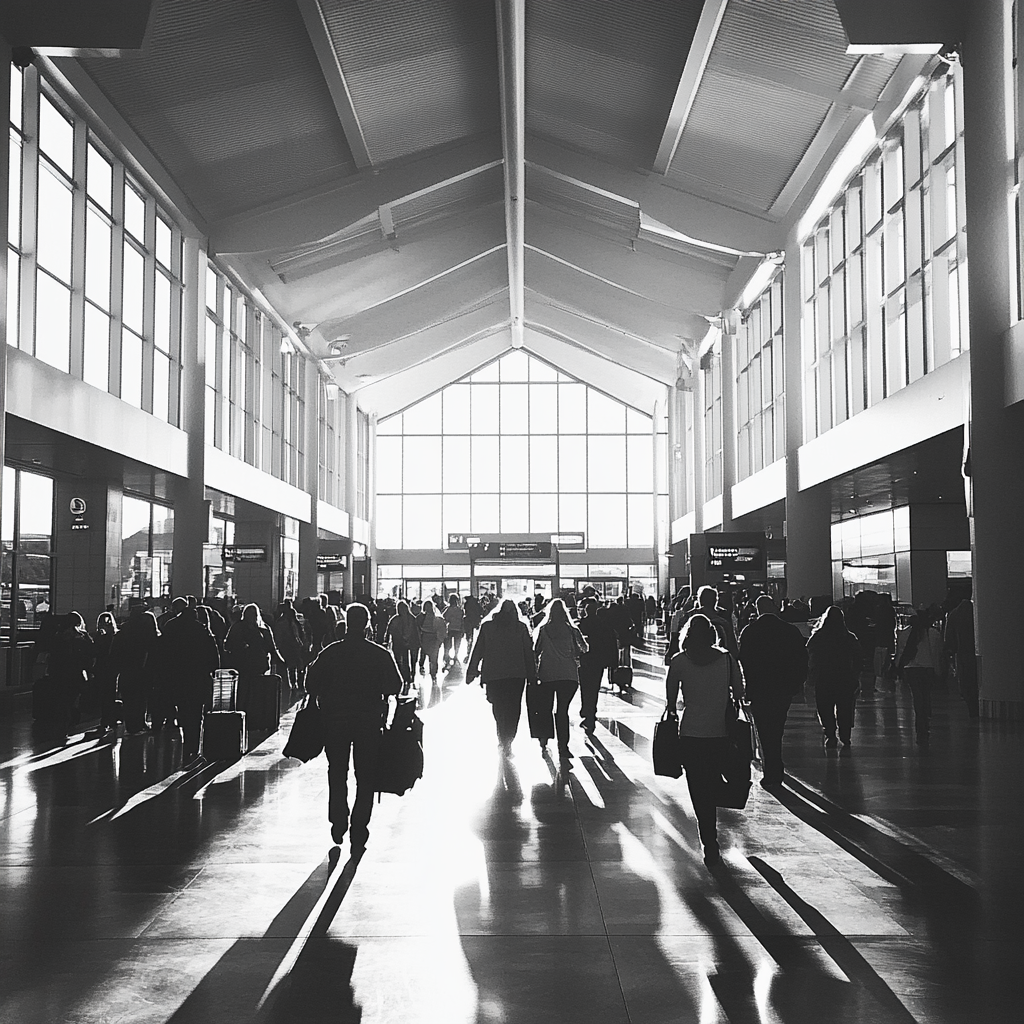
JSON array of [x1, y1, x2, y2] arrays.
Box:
[[150, 597, 187, 731], [665, 614, 743, 867], [88, 612, 119, 739], [161, 606, 220, 765], [48, 612, 95, 737], [466, 599, 537, 754], [577, 597, 617, 734], [418, 600, 447, 685], [462, 595, 483, 664], [943, 596, 978, 717], [272, 600, 307, 690], [305, 603, 403, 851], [443, 594, 465, 670], [533, 598, 589, 759], [226, 604, 285, 683], [407, 600, 423, 676], [111, 608, 160, 734], [895, 610, 943, 746], [385, 600, 419, 687], [675, 586, 739, 659], [738, 595, 808, 787], [807, 607, 861, 750]]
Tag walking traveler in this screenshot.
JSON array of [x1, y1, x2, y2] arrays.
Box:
[[48, 612, 95, 736], [806, 606, 860, 749], [943, 596, 978, 717], [225, 604, 284, 682], [272, 600, 307, 690], [895, 610, 943, 746], [162, 606, 220, 765], [577, 596, 618, 734], [88, 612, 119, 739], [111, 608, 160, 734], [305, 603, 403, 851], [462, 595, 483, 663], [466, 599, 537, 754], [418, 600, 447, 684], [385, 600, 419, 686], [532, 599, 589, 759], [667, 586, 738, 660], [738, 595, 808, 787], [665, 614, 743, 867], [443, 594, 465, 670]]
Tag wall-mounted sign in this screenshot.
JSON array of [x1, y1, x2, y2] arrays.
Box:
[[550, 533, 585, 550], [222, 545, 268, 563], [706, 543, 765, 573], [70, 496, 90, 532], [470, 541, 552, 561]]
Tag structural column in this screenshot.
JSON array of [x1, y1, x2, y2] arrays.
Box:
[[171, 235, 208, 599], [962, 1, 1024, 716], [720, 314, 737, 532], [344, 392, 358, 602], [0, 43, 11, 570], [298, 374, 320, 600], [691, 367, 705, 536], [782, 237, 832, 601]]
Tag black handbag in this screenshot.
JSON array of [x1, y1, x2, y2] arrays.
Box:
[[717, 661, 753, 809], [652, 710, 682, 778], [282, 694, 325, 762], [526, 682, 554, 741], [377, 694, 424, 796]]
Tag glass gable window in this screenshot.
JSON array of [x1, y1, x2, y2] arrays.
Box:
[[375, 353, 664, 550], [801, 66, 967, 440], [1, 467, 54, 641], [7, 66, 184, 423]]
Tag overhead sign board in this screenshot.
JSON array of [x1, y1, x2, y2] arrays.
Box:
[[706, 542, 765, 573], [222, 545, 268, 563], [550, 533, 585, 550], [316, 554, 347, 573], [470, 541, 552, 561]]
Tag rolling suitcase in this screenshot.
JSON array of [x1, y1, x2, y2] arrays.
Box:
[[611, 647, 633, 690], [202, 710, 247, 761], [236, 673, 281, 733]]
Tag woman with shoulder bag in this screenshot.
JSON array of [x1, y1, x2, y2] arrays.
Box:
[[533, 599, 589, 760], [665, 613, 743, 868]]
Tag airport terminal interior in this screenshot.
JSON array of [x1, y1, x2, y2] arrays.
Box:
[[1, 1, 1023, 1021]]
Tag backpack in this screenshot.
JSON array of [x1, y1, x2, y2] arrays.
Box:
[[377, 695, 424, 796]]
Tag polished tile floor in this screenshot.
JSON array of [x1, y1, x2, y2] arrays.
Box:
[[1, 648, 1021, 1023]]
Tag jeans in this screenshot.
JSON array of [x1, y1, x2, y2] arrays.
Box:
[[749, 698, 792, 784], [444, 631, 463, 665], [485, 678, 526, 748], [578, 663, 604, 729], [815, 685, 857, 742], [904, 667, 933, 739], [535, 679, 579, 749], [324, 716, 382, 843], [391, 643, 413, 686]]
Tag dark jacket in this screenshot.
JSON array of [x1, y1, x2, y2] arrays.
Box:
[[225, 622, 282, 678], [161, 612, 220, 701], [578, 613, 618, 672], [739, 612, 808, 703], [807, 626, 860, 694], [49, 626, 94, 689], [305, 636, 403, 722], [467, 618, 536, 684]]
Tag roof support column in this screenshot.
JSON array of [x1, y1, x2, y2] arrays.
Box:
[[495, 0, 525, 348]]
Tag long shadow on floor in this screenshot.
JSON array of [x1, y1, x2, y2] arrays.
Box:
[[166, 845, 365, 1024]]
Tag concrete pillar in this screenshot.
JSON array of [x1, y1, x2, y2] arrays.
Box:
[[298, 374, 320, 600], [691, 363, 705, 536], [171, 236, 208, 599], [344, 393, 358, 602], [962, 1, 1024, 716], [0, 42, 11, 566], [720, 315, 737, 532], [783, 237, 832, 601]]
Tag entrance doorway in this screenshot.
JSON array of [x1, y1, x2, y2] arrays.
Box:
[[473, 574, 554, 603]]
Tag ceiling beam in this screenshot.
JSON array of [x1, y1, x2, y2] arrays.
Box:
[[296, 0, 373, 169], [652, 0, 730, 175], [495, 0, 526, 348]]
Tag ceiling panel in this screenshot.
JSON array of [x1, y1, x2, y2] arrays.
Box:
[[80, 0, 357, 222], [321, 0, 500, 164]]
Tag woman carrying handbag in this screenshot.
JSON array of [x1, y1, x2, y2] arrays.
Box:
[[664, 613, 744, 868], [532, 599, 589, 760]]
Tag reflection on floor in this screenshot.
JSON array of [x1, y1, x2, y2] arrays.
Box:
[[1, 653, 1021, 1023]]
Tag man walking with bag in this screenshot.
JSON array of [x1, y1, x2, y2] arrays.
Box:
[[305, 603, 403, 852], [739, 595, 808, 788]]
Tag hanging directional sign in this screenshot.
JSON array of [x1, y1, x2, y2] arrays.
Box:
[[222, 545, 268, 563], [469, 541, 552, 560]]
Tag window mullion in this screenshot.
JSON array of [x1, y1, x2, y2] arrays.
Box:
[[68, 112, 87, 380], [18, 66, 39, 357], [141, 194, 156, 414], [109, 159, 125, 396]]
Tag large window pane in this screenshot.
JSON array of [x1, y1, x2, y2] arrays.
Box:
[[376, 495, 402, 548], [499, 383, 528, 434], [404, 496, 441, 549], [499, 350, 529, 381], [500, 493, 529, 533], [559, 436, 586, 491], [83, 304, 110, 390], [6, 250, 19, 345], [472, 436, 499, 492], [626, 408, 650, 434], [443, 494, 470, 540], [499, 435, 528, 492], [35, 271, 71, 372], [470, 384, 497, 433], [442, 436, 470, 488], [530, 436, 558, 491], [8, 136, 21, 249], [529, 383, 558, 433], [376, 436, 403, 493], [628, 494, 654, 547], [87, 143, 112, 211], [39, 93, 74, 175], [589, 494, 627, 547], [559, 383, 586, 432], [588, 435, 626, 492], [19, 472, 54, 548], [587, 389, 625, 433], [37, 166, 73, 281], [121, 329, 143, 408], [85, 208, 111, 308], [627, 435, 653, 492], [155, 273, 171, 352], [124, 181, 146, 242], [560, 493, 586, 534], [403, 436, 441, 493], [404, 391, 441, 433], [530, 494, 558, 533], [153, 350, 170, 422], [122, 242, 144, 333], [471, 493, 499, 533], [442, 385, 470, 433], [156, 216, 172, 268]]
